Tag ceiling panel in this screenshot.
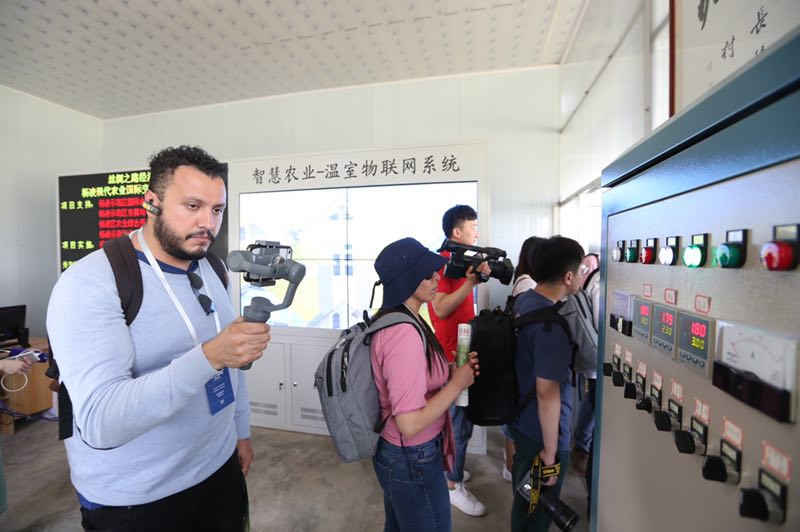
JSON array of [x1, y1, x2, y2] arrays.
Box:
[[0, 0, 587, 119]]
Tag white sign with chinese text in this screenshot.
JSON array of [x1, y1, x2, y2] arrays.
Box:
[[674, 0, 800, 112]]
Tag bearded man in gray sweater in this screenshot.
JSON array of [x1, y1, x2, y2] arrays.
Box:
[[47, 145, 270, 531]]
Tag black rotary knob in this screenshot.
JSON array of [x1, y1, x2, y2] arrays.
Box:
[[635, 396, 653, 412], [702, 456, 728, 483], [739, 489, 769, 521], [673, 430, 696, 454]]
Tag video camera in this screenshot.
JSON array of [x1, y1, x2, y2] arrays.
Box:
[[438, 239, 514, 285], [227, 241, 306, 369], [516, 455, 580, 531]]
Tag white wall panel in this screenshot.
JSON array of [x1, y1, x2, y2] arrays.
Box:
[[292, 87, 373, 154], [0, 86, 102, 335], [225, 95, 296, 160], [102, 115, 163, 170], [371, 77, 462, 147], [102, 69, 561, 312], [560, 11, 646, 200]]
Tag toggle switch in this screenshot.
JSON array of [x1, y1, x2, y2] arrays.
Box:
[[654, 410, 680, 432], [739, 489, 785, 523], [654, 399, 682, 432], [612, 370, 625, 387], [673, 416, 708, 455], [623, 381, 638, 399], [702, 455, 740, 484], [739, 469, 788, 524], [625, 372, 646, 400], [760, 223, 800, 271], [673, 429, 706, 455], [635, 396, 653, 412], [602, 362, 614, 377]]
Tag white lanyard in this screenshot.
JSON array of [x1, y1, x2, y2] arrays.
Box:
[[133, 229, 221, 345]]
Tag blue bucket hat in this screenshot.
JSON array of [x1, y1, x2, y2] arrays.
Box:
[[373, 237, 448, 309]]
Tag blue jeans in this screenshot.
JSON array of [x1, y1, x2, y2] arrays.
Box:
[[372, 435, 451, 532], [445, 405, 473, 483], [574, 378, 596, 452]]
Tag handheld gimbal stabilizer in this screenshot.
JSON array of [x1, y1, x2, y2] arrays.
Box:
[[227, 241, 306, 370]]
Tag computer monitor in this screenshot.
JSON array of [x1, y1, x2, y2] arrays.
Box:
[[0, 305, 28, 346]]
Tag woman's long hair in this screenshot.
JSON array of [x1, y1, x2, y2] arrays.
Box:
[[514, 236, 545, 282], [372, 305, 446, 374]]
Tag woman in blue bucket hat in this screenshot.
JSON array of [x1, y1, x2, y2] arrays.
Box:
[[369, 237, 479, 532]]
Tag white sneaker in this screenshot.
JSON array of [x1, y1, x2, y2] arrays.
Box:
[[501, 465, 512, 482], [449, 483, 487, 516]]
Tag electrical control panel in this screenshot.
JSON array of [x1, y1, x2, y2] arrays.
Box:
[[597, 160, 799, 531], [593, 31, 800, 532]]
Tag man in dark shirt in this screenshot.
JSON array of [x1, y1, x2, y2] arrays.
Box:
[[511, 236, 586, 532]]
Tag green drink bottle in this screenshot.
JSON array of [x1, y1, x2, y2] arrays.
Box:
[[456, 323, 471, 367]]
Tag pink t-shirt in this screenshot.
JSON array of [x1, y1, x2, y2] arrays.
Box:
[[370, 322, 449, 447]]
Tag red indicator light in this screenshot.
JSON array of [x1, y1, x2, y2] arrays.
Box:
[[760, 241, 798, 271], [639, 247, 655, 264]]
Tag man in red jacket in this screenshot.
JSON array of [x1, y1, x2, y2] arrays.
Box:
[[428, 204, 490, 517]]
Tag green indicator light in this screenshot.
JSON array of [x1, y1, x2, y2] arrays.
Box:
[[683, 245, 706, 268], [716, 243, 743, 268], [625, 247, 638, 262]]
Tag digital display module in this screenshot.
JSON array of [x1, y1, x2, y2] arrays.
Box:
[[677, 311, 715, 375], [632, 298, 652, 343], [651, 303, 677, 357]]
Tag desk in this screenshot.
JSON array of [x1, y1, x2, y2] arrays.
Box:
[[0, 337, 53, 434]]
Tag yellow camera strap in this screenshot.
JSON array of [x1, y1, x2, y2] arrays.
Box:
[[541, 462, 561, 478], [527, 455, 562, 515]]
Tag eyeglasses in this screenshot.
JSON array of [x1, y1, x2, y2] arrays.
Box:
[[187, 271, 215, 315]]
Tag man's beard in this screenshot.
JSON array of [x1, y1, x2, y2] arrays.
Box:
[[153, 215, 215, 261]]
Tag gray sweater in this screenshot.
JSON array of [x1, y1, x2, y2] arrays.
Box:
[[47, 248, 249, 505]]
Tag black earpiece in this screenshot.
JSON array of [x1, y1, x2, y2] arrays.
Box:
[[142, 200, 161, 216]]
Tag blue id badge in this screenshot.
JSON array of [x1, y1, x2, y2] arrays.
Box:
[[205, 368, 235, 415]]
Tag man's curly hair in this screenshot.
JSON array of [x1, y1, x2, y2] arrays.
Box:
[[147, 145, 227, 198]]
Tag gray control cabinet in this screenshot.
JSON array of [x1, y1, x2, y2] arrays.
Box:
[[594, 30, 800, 532]]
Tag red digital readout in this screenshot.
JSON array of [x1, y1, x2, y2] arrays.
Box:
[[691, 321, 707, 338], [640, 304, 650, 317], [661, 311, 674, 326]]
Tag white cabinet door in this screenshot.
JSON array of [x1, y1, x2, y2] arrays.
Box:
[[246, 341, 287, 429], [289, 342, 329, 433]]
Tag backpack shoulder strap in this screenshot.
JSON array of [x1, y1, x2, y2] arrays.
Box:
[[367, 312, 427, 352], [572, 290, 598, 334], [205, 251, 229, 289], [103, 236, 142, 326], [582, 268, 599, 290], [514, 302, 577, 352], [503, 293, 517, 314]]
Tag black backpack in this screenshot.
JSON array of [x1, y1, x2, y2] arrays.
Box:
[[465, 299, 577, 426], [47, 236, 228, 441]]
